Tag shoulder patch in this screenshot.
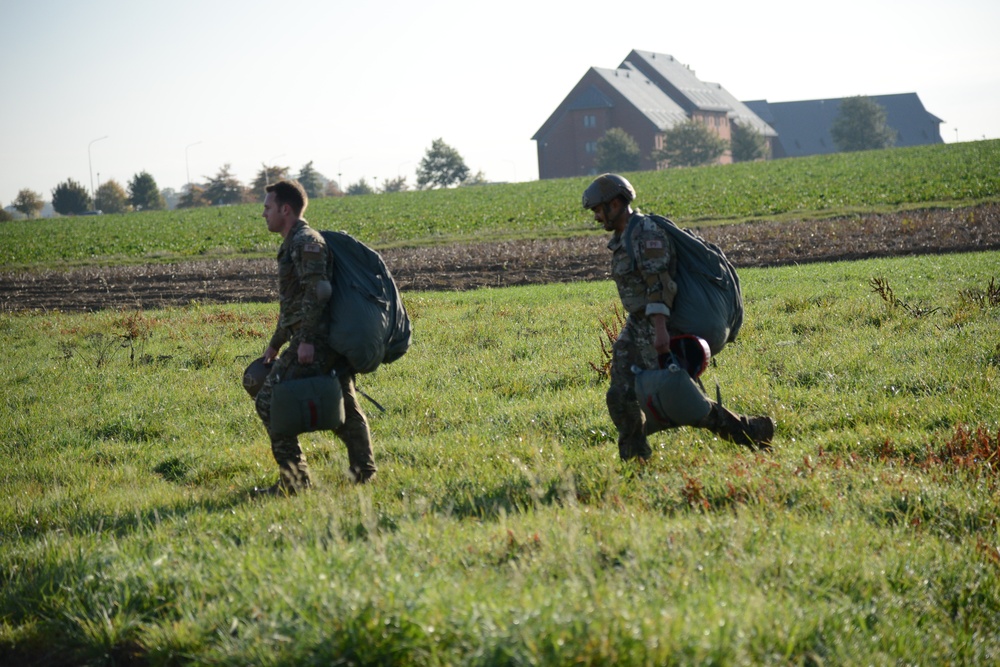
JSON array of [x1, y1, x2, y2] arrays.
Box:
[[645, 239, 663, 250], [302, 242, 323, 255]]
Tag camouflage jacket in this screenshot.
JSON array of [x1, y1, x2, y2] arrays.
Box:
[[608, 210, 678, 319], [268, 219, 329, 351]]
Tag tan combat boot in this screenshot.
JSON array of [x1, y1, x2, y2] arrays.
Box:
[[699, 403, 775, 452]]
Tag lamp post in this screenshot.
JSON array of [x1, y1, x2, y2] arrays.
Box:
[[264, 154, 286, 186], [185, 141, 203, 188], [338, 157, 353, 192], [88, 135, 108, 210]]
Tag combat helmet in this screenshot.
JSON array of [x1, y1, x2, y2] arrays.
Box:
[[662, 334, 712, 378], [242, 357, 271, 399], [581, 173, 636, 210]]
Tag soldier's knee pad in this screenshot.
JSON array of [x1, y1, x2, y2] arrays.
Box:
[[634, 363, 712, 429]]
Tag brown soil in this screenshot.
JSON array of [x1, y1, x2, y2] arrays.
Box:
[[2, 203, 998, 313]]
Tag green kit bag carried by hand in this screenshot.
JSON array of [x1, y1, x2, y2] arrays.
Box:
[[269, 373, 345, 438]]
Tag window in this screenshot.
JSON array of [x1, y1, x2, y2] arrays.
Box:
[[584, 141, 597, 154], [583, 114, 596, 128]]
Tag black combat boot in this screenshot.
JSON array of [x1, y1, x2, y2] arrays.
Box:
[[699, 403, 775, 452], [253, 460, 313, 496]]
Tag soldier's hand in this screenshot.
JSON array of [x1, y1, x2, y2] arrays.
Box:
[[298, 342, 315, 364], [263, 346, 279, 364]]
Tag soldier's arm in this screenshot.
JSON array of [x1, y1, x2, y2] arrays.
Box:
[[635, 223, 678, 320], [267, 326, 288, 356], [294, 237, 331, 346]]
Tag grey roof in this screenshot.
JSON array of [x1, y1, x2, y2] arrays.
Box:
[[744, 93, 944, 157], [566, 85, 614, 111], [591, 65, 688, 130], [622, 50, 733, 113], [703, 82, 777, 137]]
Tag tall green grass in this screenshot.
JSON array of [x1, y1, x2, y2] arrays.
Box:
[[3, 140, 999, 269], [2, 252, 999, 664]]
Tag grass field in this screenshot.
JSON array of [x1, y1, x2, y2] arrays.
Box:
[[2, 250, 999, 664], [2, 140, 999, 270]]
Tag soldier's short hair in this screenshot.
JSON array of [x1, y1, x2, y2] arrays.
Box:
[[266, 180, 308, 217]]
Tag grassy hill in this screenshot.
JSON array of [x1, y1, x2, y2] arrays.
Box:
[[2, 140, 999, 270], [1, 140, 999, 664]]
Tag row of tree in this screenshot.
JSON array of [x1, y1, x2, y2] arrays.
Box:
[[5, 100, 894, 220], [592, 120, 767, 174], [593, 95, 898, 173], [5, 138, 479, 219]]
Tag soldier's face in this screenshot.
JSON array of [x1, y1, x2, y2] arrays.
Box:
[[592, 200, 622, 232], [262, 193, 286, 234]]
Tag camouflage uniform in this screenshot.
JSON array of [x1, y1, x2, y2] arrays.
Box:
[[607, 213, 776, 457], [607, 210, 679, 460], [255, 219, 376, 491]]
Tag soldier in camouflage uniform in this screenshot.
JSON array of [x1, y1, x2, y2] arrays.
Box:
[[583, 174, 775, 460], [254, 180, 376, 495]]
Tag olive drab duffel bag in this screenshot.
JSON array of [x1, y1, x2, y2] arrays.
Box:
[[633, 335, 713, 431], [269, 373, 345, 439], [321, 230, 412, 375], [242, 357, 345, 438], [624, 214, 743, 356]]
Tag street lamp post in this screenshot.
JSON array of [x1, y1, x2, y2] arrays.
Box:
[[88, 135, 109, 210], [264, 154, 286, 186], [185, 141, 203, 188], [338, 157, 353, 192]]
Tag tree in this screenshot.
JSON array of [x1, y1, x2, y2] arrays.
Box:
[[324, 180, 345, 197], [95, 179, 130, 214], [0, 208, 13, 222], [12, 189, 44, 218], [297, 161, 325, 199], [203, 164, 247, 205], [653, 120, 728, 168], [51, 178, 92, 215], [346, 178, 375, 196], [416, 138, 470, 189], [177, 184, 210, 208], [831, 95, 897, 152], [461, 170, 489, 187], [252, 163, 291, 198], [161, 187, 180, 210], [731, 121, 769, 163], [380, 175, 408, 193], [596, 128, 641, 172], [128, 171, 165, 211]]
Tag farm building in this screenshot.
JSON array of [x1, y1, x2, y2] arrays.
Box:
[[533, 50, 943, 179], [743, 94, 944, 158]]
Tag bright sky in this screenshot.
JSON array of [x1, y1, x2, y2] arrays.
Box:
[[2, 0, 998, 208]]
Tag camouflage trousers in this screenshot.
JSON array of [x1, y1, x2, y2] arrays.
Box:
[[254, 342, 376, 488], [607, 314, 661, 460]]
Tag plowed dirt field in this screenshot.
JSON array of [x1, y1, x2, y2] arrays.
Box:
[[3, 203, 998, 313]]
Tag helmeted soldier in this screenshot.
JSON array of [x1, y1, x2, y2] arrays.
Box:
[[252, 179, 376, 495], [583, 173, 775, 459]]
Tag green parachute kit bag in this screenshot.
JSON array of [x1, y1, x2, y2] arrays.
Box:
[[634, 362, 712, 431], [625, 214, 743, 356], [269, 373, 345, 439], [321, 230, 412, 375]]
